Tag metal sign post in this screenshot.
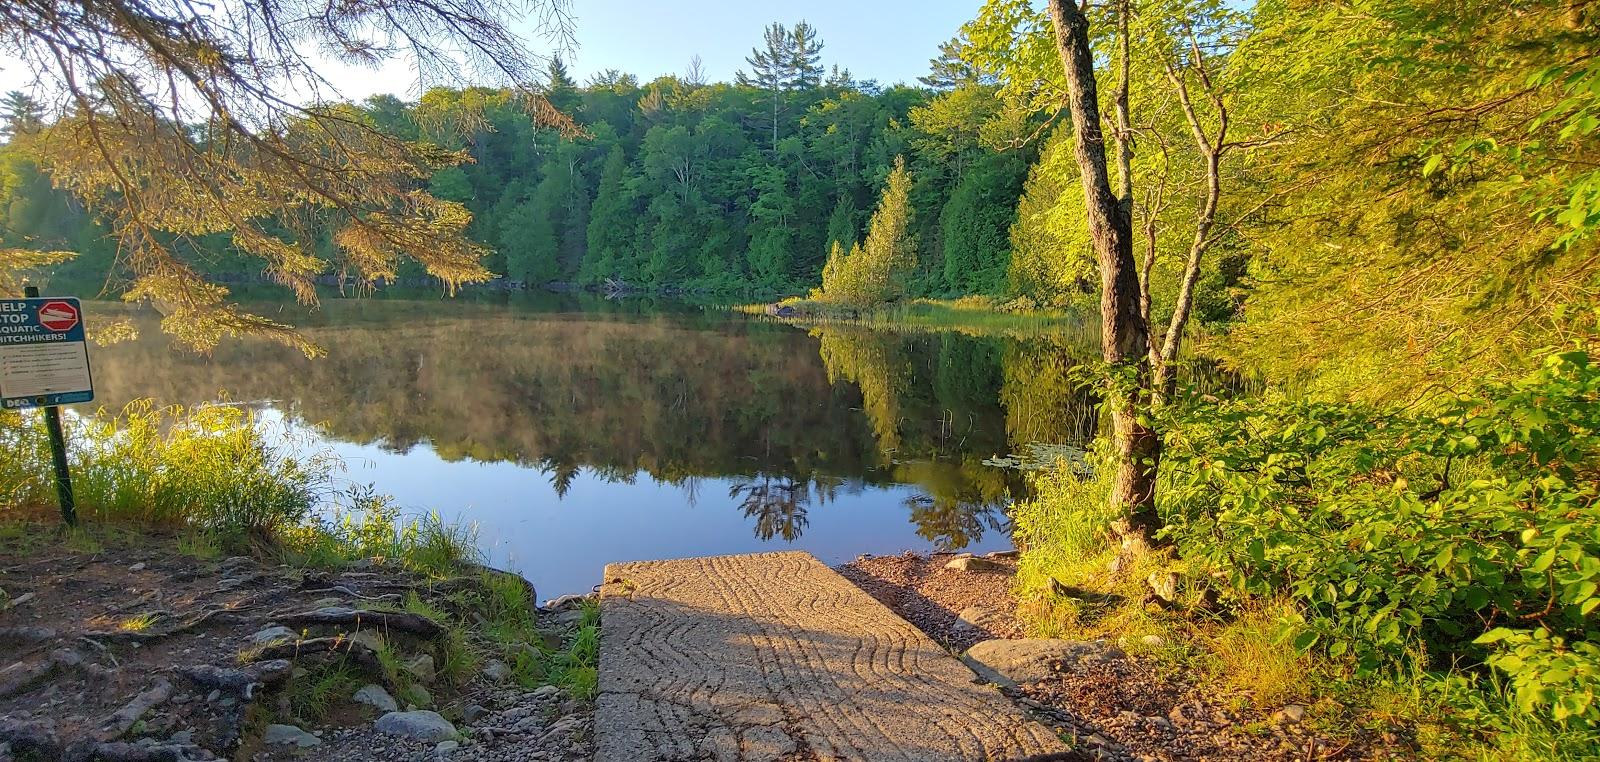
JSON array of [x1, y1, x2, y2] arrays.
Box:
[[3, 286, 95, 526]]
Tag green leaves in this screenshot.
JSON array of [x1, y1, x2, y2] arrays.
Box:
[[1161, 346, 1600, 727]]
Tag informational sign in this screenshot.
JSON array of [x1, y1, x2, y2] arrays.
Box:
[[0, 296, 94, 409]]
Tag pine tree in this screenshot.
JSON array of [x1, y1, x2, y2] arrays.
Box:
[[789, 22, 826, 90], [0, 92, 44, 140], [737, 22, 794, 151], [582, 146, 635, 284], [546, 57, 581, 115]]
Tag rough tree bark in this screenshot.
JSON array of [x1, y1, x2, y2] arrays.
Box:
[[1047, 0, 1162, 554]]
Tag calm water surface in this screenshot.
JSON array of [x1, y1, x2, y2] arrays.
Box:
[[86, 294, 1103, 595]]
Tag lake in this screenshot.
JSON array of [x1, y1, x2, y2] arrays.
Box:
[[82, 293, 1104, 596]]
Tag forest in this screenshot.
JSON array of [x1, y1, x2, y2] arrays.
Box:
[[0, 0, 1598, 757]]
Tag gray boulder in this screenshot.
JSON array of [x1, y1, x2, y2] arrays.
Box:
[[376, 710, 459, 743], [961, 638, 1124, 688], [263, 723, 321, 748]]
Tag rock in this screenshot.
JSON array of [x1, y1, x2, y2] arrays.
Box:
[[482, 660, 511, 682], [350, 629, 385, 652], [1273, 705, 1306, 725], [984, 549, 1021, 560], [403, 654, 436, 684], [375, 710, 459, 743], [404, 683, 433, 707], [435, 739, 459, 755], [462, 704, 488, 724], [1147, 571, 1179, 602], [353, 684, 398, 713], [530, 685, 561, 701], [954, 606, 1007, 632], [543, 594, 587, 610], [1139, 634, 1167, 648], [263, 723, 321, 748], [247, 626, 296, 646], [1148, 716, 1175, 732], [535, 629, 564, 650], [128, 562, 146, 572], [944, 555, 1005, 572], [961, 639, 1124, 689]]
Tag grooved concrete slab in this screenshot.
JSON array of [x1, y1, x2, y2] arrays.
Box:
[[596, 551, 1068, 761]]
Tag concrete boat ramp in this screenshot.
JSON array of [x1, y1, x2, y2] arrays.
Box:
[[596, 551, 1069, 761]]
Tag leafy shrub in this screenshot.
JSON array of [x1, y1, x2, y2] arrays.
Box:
[[1161, 349, 1600, 727]]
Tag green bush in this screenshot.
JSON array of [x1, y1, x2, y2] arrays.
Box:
[[1161, 349, 1600, 727]]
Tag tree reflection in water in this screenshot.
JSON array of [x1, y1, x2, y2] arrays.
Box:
[[84, 296, 1115, 549]]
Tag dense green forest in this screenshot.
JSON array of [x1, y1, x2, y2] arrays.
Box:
[[0, 25, 1067, 302]]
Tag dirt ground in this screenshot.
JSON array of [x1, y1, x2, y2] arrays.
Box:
[[837, 551, 1414, 762], [0, 528, 591, 762]]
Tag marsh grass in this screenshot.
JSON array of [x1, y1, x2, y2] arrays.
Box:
[[734, 297, 1099, 341]]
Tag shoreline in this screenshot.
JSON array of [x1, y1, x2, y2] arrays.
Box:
[[836, 550, 1410, 762], [0, 526, 596, 762]]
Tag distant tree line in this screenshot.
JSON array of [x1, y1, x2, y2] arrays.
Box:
[[0, 22, 1073, 303]]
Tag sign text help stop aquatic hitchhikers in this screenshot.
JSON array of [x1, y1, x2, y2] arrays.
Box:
[[0, 296, 95, 409]]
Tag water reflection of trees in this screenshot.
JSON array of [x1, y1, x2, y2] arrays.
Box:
[[87, 300, 1107, 548]]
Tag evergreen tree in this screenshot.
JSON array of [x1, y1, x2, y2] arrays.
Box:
[[738, 22, 795, 151], [0, 92, 45, 140], [545, 57, 581, 115], [940, 155, 1024, 294], [789, 22, 826, 90], [746, 165, 796, 288], [582, 146, 635, 284]]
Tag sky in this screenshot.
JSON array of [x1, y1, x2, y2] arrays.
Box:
[[0, 0, 979, 104]]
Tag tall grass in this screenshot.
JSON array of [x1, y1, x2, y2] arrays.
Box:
[[0, 402, 477, 574]]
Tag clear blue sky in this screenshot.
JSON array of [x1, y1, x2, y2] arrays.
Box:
[[558, 0, 979, 86], [0, 1, 979, 102]]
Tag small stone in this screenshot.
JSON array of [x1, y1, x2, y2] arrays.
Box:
[[435, 739, 459, 755], [247, 626, 295, 646], [1148, 716, 1174, 731], [1273, 705, 1306, 725], [375, 710, 459, 743], [531, 685, 561, 701], [405, 684, 433, 707], [961, 639, 1124, 689], [482, 660, 511, 682], [984, 549, 1021, 560], [128, 562, 147, 572], [954, 606, 1005, 632], [1147, 571, 1179, 602], [205, 689, 221, 703], [462, 704, 488, 724], [263, 724, 321, 748], [944, 555, 1005, 572], [350, 630, 385, 652], [353, 684, 398, 713], [403, 654, 437, 684], [543, 594, 586, 610], [1139, 634, 1167, 648]]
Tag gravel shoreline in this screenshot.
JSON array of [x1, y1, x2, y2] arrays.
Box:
[[837, 551, 1411, 762]]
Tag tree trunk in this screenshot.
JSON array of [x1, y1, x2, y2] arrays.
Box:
[[1047, 0, 1162, 553]]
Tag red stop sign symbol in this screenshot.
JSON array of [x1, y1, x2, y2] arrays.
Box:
[[37, 300, 79, 332]]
